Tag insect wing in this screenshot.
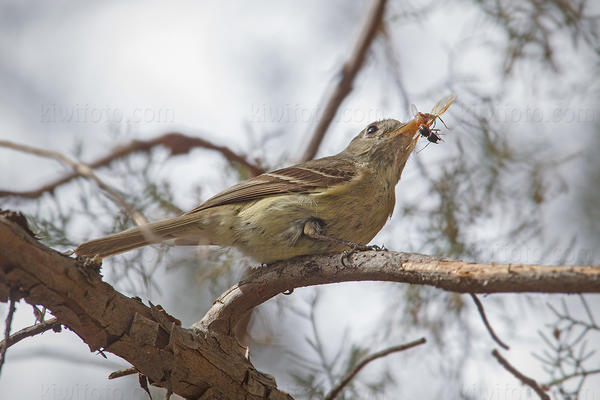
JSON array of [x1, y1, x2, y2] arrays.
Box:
[[410, 103, 419, 117], [430, 94, 457, 116]]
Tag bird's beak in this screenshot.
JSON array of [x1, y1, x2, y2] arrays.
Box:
[[385, 120, 422, 145]]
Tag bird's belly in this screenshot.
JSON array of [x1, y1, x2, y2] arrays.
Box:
[[232, 189, 394, 263]]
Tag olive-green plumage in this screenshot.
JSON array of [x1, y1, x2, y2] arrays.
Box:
[[75, 119, 420, 263]]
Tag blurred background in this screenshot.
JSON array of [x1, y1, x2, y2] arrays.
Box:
[[1, 0, 599, 398]]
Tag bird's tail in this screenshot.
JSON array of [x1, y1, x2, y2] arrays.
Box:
[[75, 214, 206, 258]]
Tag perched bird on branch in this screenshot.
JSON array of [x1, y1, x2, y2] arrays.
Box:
[[76, 95, 456, 263]]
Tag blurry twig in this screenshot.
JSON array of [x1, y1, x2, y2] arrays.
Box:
[[0, 317, 61, 350], [0, 140, 148, 226], [476, 0, 600, 74], [543, 368, 600, 389], [534, 295, 600, 397], [492, 349, 550, 400], [547, 295, 600, 331], [470, 293, 510, 350], [323, 337, 426, 400], [0, 298, 16, 376], [0, 132, 264, 199], [301, 0, 387, 161]]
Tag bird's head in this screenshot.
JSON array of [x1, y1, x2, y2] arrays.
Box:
[[344, 119, 420, 172]]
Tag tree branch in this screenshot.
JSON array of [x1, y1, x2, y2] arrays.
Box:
[[491, 349, 550, 400], [0, 132, 264, 199], [0, 317, 61, 350], [1, 211, 599, 397], [470, 293, 510, 350], [322, 337, 426, 400], [0, 214, 291, 400], [196, 251, 600, 335], [543, 368, 600, 389], [0, 297, 16, 375], [301, 0, 387, 161], [0, 140, 148, 226]]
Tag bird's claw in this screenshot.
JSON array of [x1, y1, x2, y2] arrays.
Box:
[[339, 243, 387, 267], [340, 249, 355, 268]]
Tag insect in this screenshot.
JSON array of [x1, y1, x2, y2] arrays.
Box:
[[411, 94, 456, 145], [418, 124, 442, 143]]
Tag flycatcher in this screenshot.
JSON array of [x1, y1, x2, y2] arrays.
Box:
[[76, 95, 456, 263]]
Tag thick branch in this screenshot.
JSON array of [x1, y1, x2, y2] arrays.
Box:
[[0, 132, 264, 199], [301, 0, 387, 161], [196, 251, 600, 335], [0, 215, 290, 400], [2, 212, 599, 397]]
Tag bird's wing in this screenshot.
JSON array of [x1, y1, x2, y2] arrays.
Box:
[[185, 156, 358, 214]]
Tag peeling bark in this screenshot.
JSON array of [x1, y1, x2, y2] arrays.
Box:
[[0, 215, 291, 400], [1, 213, 599, 398]]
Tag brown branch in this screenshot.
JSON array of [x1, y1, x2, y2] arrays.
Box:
[[0, 297, 16, 375], [0, 140, 148, 226], [322, 337, 426, 400], [491, 349, 550, 400], [0, 132, 264, 199], [470, 293, 510, 350], [2, 211, 600, 397], [0, 317, 61, 350], [0, 215, 291, 400], [195, 251, 600, 336], [301, 0, 387, 161]]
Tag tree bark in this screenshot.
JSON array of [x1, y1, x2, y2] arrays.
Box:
[[196, 251, 600, 335], [1, 213, 599, 398], [0, 214, 291, 400]]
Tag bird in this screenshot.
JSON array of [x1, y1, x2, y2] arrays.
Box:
[[75, 95, 455, 264]]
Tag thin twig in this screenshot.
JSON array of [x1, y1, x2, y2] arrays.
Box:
[[543, 368, 600, 389], [0, 132, 264, 199], [323, 337, 426, 400], [108, 366, 138, 379], [491, 349, 550, 400], [578, 294, 597, 327], [0, 317, 61, 350], [0, 298, 16, 376], [0, 139, 147, 226], [301, 0, 387, 161], [470, 293, 510, 350]]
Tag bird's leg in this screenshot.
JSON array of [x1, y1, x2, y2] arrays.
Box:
[[302, 219, 385, 267], [303, 218, 366, 249]]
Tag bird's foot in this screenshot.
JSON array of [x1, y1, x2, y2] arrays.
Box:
[[340, 243, 387, 267]]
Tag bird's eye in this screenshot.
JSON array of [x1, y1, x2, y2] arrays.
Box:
[[366, 125, 378, 135]]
